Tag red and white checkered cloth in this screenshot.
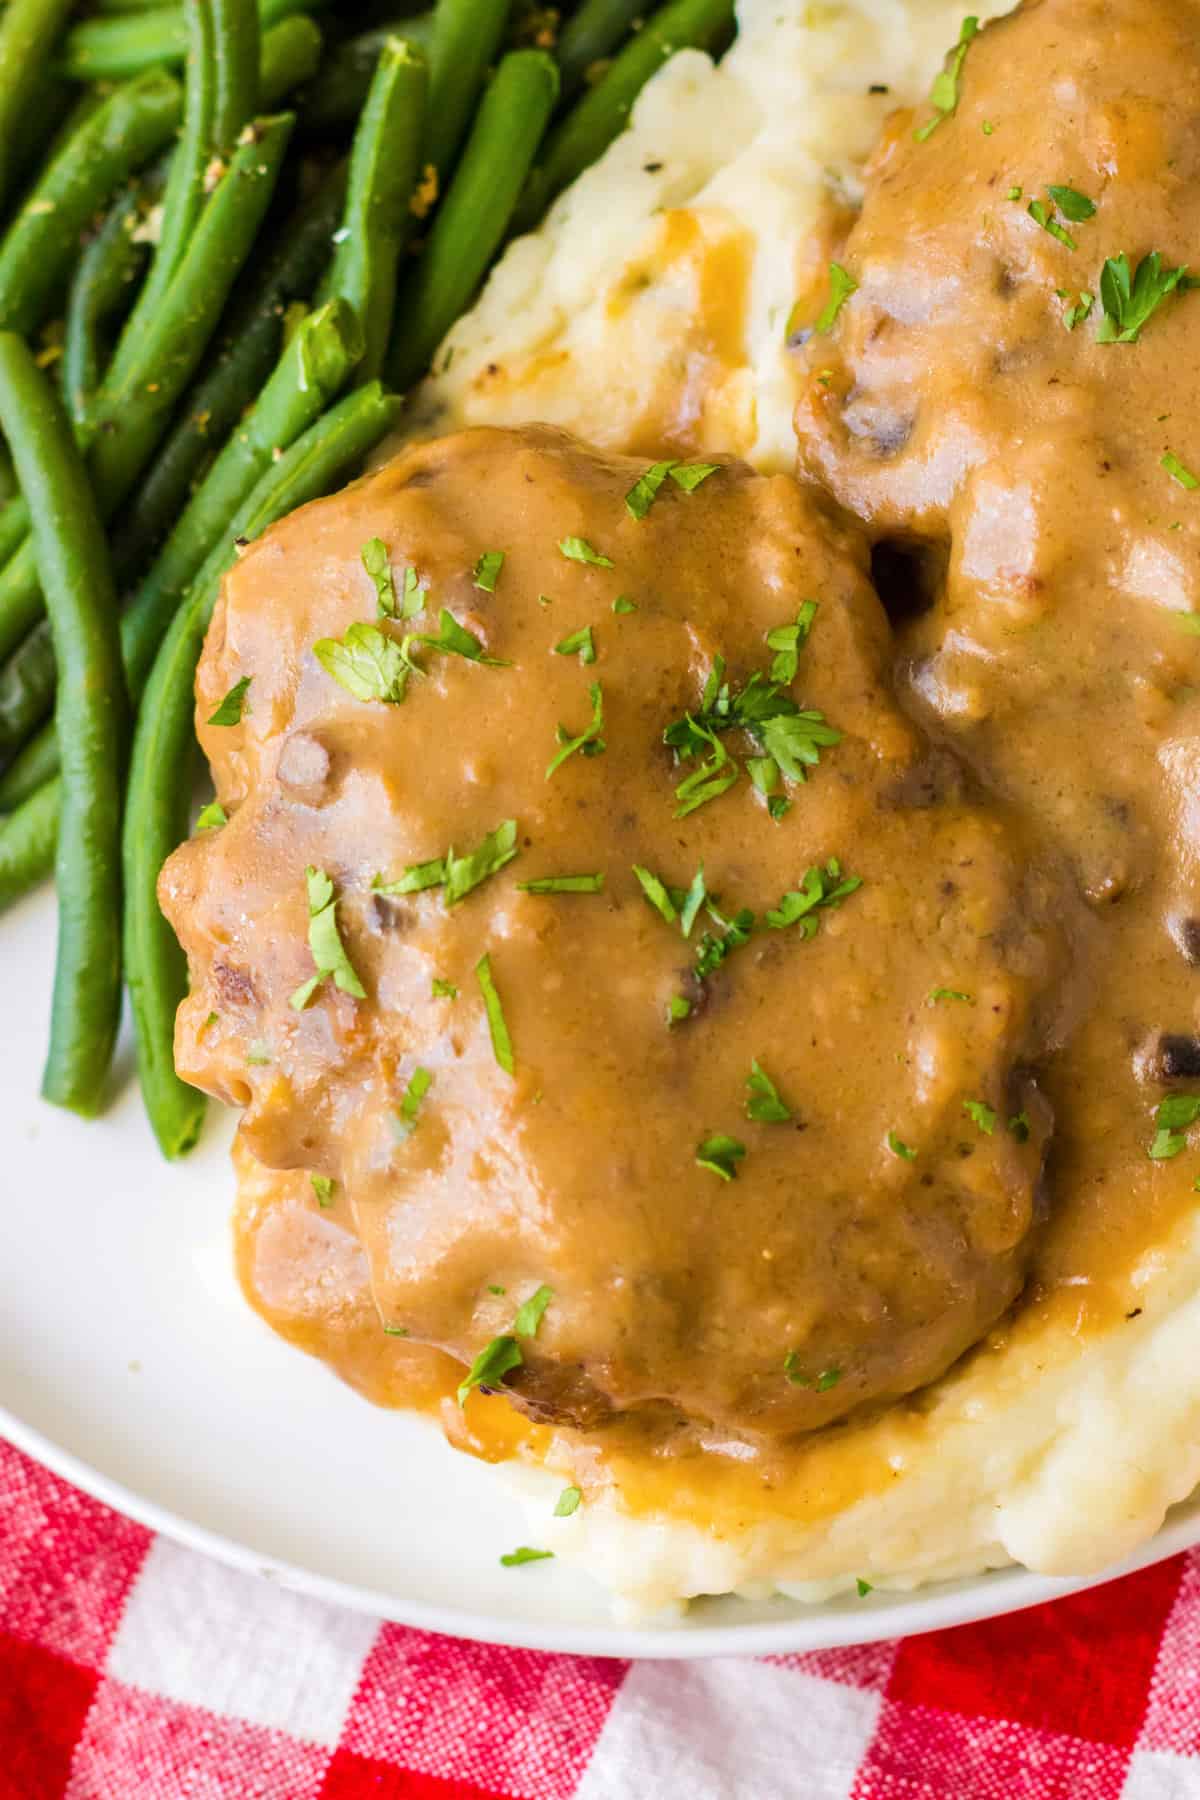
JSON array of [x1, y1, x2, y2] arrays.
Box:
[[4, 1438, 1200, 1800]]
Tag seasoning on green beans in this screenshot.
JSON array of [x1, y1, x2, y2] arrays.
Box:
[[388, 48, 559, 389], [125, 381, 401, 1156], [0, 70, 183, 338], [322, 37, 427, 382], [0, 335, 128, 1117]]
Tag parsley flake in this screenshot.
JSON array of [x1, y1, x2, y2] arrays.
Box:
[[784, 1354, 843, 1390], [473, 550, 504, 592], [518, 873, 604, 893], [1097, 251, 1190, 344], [1045, 185, 1096, 223], [432, 977, 458, 999], [500, 1546, 553, 1567], [766, 601, 818, 685], [476, 953, 514, 1074], [1149, 1093, 1200, 1160], [290, 867, 366, 1010], [512, 1283, 553, 1336], [633, 864, 677, 925], [612, 595, 637, 614], [929, 986, 974, 1005], [766, 860, 861, 933], [914, 15, 978, 142], [546, 681, 605, 778], [625, 461, 720, 517], [856, 1578, 873, 1597], [311, 1174, 335, 1205], [413, 607, 509, 666], [396, 1065, 432, 1133], [553, 625, 596, 665], [314, 622, 411, 704], [887, 1130, 917, 1161], [746, 1060, 791, 1123], [362, 537, 396, 615], [813, 262, 857, 333], [1028, 196, 1076, 252], [696, 1133, 746, 1181], [664, 655, 842, 817], [208, 676, 250, 726], [195, 799, 227, 831], [1062, 290, 1094, 331], [1163, 452, 1199, 491], [457, 1335, 522, 1406], [559, 535, 613, 568], [554, 1486, 582, 1517], [963, 1098, 997, 1134]]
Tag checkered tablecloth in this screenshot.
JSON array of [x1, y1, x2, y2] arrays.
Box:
[[4, 1438, 1200, 1799]]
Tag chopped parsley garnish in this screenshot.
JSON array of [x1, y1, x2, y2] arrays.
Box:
[[887, 1131, 916, 1161], [679, 863, 707, 937], [558, 535, 613, 568], [666, 995, 692, 1025], [1045, 185, 1096, 222], [694, 901, 754, 980], [488, 1284, 506, 1295], [913, 15, 978, 142], [1008, 1111, 1031, 1143], [784, 1355, 843, 1390], [311, 1174, 335, 1206], [553, 625, 596, 665], [431, 977, 458, 999], [612, 595, 637, 614], [546, 681, 605, 778], [457, 1284, 552, 1407], [374, 820, 518, 906], [766, 601, 818, 684], [813, 262, 858, 333], [856, 1578, 873, 1597], [625, 460, 721, 518], [746, 1060, 791, 1123], [512, 1283, 553, 1336], [1062, 290, 1094, 332], [554, 1485, 582, 1517], [1027, 196, 1076, 252], [664, 650, 841, 818], [476, 952, 514, 1074], [208, 675, 250, 726], [314, 622, 411, 704], [1162, 452, 1199, 491], [766, 859, 861, 933], [400, 566, 424, 619], [195, 799, 227, 831], [290, 867, 366, 1010], [1148, 1093, 1200, 1160], [633, 863, 678, 925], [500, 1546, 553, 1567], [518, 873, 604, 893], [963, 1098, 997, 1134], [246, 1040, 271, 1065], [473, 549, 504, 592], [396, 1065, 432, 1132], [382, 1323, 409, 1336], [415, 607, 509, 666], [362, 537, 395, 615], [1006, 184, 1022, 201], [929, 986, 974, 1005], [1097, 251, 1190, 344], [696, 1133, 746, 1181]]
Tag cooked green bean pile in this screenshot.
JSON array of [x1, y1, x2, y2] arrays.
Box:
[[0, 0, 735, 1151]]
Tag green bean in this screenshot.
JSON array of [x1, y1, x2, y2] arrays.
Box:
[[109, 161, 347, 579], [322, 38, 426, 380], [426, 0, 511, 179], [0, 0, 76, 212], [388, 48, 557, 389], [555, 0, 646, 100], [0, 335, 128, 1116], [0, 612, 54, 757], [0, 496, 30, 571], [512, 0, 734, 231], [0, 70, 183, 338], [62, 179, 151, 429], [103, 0, 261, 402], [90, 111, 295, 517], [298, 16, 432, 132], [0, 721, 56, 812], [60, 0, 317, 81], [258, 13, 323, 104], [0, 777, 58, 911], [122, 295, 362, 694], [126, 380, 401, 1156]]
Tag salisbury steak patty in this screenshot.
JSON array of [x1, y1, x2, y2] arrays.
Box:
[[162, 425, 1064, 1441]]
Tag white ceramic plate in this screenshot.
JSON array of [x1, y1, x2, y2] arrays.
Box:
[[4, 885, 1199, 1658]]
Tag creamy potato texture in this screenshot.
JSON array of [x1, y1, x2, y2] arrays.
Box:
[[172, 0, 1200, 1620]]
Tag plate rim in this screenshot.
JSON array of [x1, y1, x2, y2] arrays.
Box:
[[5, 1397, 1197, 1659]]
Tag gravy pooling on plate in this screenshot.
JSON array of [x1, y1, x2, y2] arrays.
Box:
[[161, 424, 1065, 1448]]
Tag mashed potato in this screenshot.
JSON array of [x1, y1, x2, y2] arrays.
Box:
[[345, 0, 1200, 1620]]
